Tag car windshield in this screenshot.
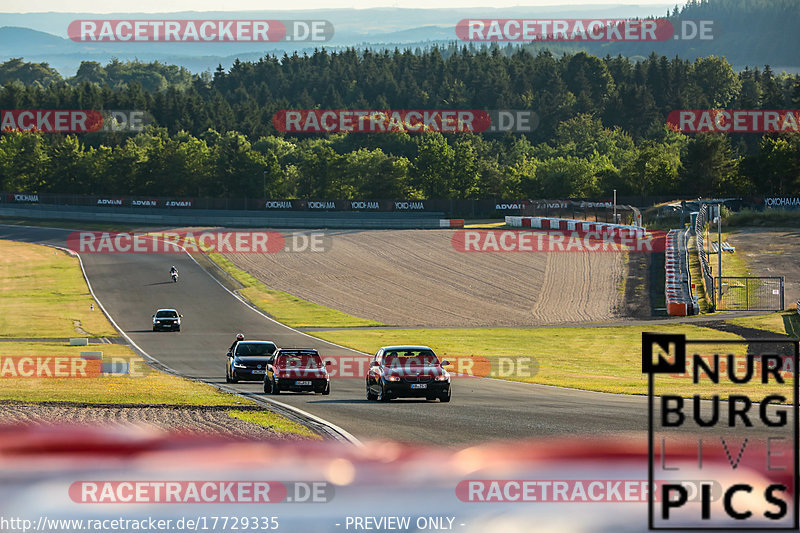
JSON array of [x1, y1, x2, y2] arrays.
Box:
[[276, 354, 323, 369], [155, 310, 178, 318], [236, 343, 276, 356], [382, 350, 439, 366]]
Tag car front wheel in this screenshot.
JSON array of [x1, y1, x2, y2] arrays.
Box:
[[377, 382, 390, 402], [439, 387, 451, 403], [366, 383, 377, 401]]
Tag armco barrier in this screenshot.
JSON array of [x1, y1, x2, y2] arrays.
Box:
[[665, 228, 698, 316], [505, 216, 645, 236], [694, 204, 715, 309], [0, 204, 448, 230]]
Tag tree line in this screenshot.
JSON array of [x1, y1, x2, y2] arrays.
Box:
[[1, 46, 799, 199]]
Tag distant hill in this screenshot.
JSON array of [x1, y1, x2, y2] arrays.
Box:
[[0, 4, 669, 75], [0, 26, 66, 52], [1, 2, 799, 75]]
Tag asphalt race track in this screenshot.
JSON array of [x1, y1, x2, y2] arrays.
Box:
[[1, 224, 651, 445]]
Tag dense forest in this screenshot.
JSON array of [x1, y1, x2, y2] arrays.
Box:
[[1, 5, 800, 200]]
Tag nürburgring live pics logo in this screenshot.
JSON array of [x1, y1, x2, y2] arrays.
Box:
[[642, 333, 798, 529]]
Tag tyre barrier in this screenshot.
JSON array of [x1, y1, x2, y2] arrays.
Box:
[[439, 219, 465, 228], [665, 228, 698, 316], [505, 216, 645, 237]]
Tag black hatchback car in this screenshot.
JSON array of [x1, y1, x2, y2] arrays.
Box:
[[366, 346, 451, 402], [226, 340, 278, 383], [263, 348, 330, 395], [152, 309, 182, 331]]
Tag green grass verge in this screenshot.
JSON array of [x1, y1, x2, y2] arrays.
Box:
[[0, 342, 249, 405], [716, 230, 753, 278], [227, 410, 322, 439], [724, 209, 800, 228], [687, 235, 712, 313], [0, 239, 317, 438], [310, 324, 791, 399], [617, 253, 628, 297], [0, 240, 118, 338], [692, 228, 753, 312], [729, 310, 800, 337], [207, 252, 384, 328]]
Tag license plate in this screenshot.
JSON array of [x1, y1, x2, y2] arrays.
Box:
[[295, 380, 312, 386], [411, 383, 427, 389], [251, 370, 265, 374]]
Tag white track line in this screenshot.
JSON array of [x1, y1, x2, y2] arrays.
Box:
[[4, 224, 672, 403], [2, 225, 360, 446]]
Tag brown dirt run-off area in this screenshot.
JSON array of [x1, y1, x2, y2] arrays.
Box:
[[225, 229, 628, 327], [0, 404, 309, 440]]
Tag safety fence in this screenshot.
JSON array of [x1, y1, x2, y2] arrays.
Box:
[[0, 192, 633, 219], [694, 204, 715, 309], [713, 276, 784, 311], [665, 228, 698, 316], [695, 203, 784, 311], [1, 192, 662, 218], [0, 203, 457, 230]]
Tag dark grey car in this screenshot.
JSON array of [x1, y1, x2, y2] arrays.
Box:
[[226, 340, 278, 383]]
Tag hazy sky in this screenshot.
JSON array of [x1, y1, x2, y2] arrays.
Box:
[[5, 1, 674, 13]]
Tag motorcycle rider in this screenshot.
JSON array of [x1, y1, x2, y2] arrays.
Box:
[[229, 333, 245, 353], [170, 265, 178, 280]]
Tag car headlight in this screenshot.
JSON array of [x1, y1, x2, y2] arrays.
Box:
[[233, 362, 248, 369], [386, 375, 400, 382], [435, 373, 449, 381]]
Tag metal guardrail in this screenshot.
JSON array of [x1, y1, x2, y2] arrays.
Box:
[[0, 204, 448, 229], [694, 204, 716, 309], [680, 227, 699, 313]]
